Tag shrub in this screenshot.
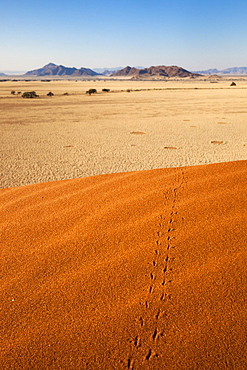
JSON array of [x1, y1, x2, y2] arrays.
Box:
[[86, 88, 97, 95], [22, 91, 38, 98], [102, 88, 110, 92], [47, 91, 54, 96], [230, 82, 236, 86], [63, 92, 69, 95], [11, 91, 15, 95]]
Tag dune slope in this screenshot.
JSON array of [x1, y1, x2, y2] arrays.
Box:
[[0, 161, 246, 369]]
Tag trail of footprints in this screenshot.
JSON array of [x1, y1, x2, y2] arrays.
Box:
[[124, 169, 184, 369]]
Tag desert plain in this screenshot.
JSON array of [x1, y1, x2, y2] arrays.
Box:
[[1, 78, 247, 188], [0, 78, 247, 369]]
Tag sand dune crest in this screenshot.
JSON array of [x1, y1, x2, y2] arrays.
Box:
[[0, 161, 246, 369]]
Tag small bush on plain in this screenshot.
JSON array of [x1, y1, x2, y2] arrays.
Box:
[[86, 89, 97, 95], [22, 91, 39, 98]]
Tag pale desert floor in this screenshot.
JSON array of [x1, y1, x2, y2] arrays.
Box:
[[1, 78, 247, 188]]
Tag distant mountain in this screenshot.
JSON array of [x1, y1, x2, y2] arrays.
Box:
[[93, 66, 145, 76], [111, 65, 200, 78], [101, 69, 119, 76], [221, 67, 247, 75], [193, 67, 247, 75], [25, 63, 101, 76], [112, 66, 140, 77], [93, 67, 123, 75], [193, 68, 220, 75], [0, 70, 26, 75]]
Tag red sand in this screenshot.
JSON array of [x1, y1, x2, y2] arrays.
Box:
[[0, 161, 246, 369]]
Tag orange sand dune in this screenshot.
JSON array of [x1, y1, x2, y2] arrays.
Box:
[[0, 161, 246, 369]]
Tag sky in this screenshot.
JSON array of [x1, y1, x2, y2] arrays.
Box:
[[1, 0, 247, 73]]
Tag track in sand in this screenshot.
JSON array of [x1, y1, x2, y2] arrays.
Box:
[[0, 160, 246, 369]]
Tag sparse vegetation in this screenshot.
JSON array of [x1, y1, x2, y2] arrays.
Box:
[[63, 92, 69, 95], [22, 91, 39, 98], [47, 92, 54, 96], [86, 89, 97, 95]]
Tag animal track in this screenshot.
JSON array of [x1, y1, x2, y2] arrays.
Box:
[[154, 309, 165, 320], [130, 336, 141, 348], [145, 349, 158, 361], [127, 358, 134, 369], [138, 317, 144, 327], [123, 168, 184, 368], [152, 328, 164, 341]]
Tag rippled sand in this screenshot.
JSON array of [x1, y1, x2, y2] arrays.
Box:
[[0, 160, 246, 368]]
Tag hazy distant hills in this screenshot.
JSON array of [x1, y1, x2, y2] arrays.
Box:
[[23, 63, 200, 78], [193, 67, 247, 75], [93, 67, 123, 75], [25, 63, 100, 77], [2, 63, 247, 77], [111, 65, 200, 78]]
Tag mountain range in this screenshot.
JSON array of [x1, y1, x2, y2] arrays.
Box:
[[193, 67, 247, 75], [25, 63, 99, 77], [93, 67, 123, 75], [111, 65, 200, 78], [24, 63, 199, 78], [1, 63, 247, 77]]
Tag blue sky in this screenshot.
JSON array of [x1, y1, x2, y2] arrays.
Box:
[[1, 0, 247, 72]]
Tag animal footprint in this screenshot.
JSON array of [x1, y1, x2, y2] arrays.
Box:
[[160, 293, 171, 301], [152, 328, 164, 341], [154, 309, 165, 320], [130, 336, 141, 348], [127, 358, 134, 369], [144, 349, 158, 361], [138, 317, 144, 327]]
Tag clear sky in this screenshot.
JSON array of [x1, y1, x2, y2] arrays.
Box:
[[1, 0, 247, 72]]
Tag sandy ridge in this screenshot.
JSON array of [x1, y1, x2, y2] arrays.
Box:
[[0, 161, 247, 369]]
